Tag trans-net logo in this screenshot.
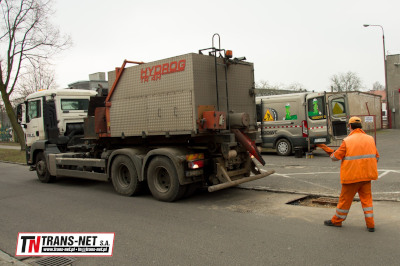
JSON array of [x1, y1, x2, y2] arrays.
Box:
[[16, 233, 114, 256]]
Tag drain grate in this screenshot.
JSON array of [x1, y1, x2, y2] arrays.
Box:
[[30, 257, 76, 266]]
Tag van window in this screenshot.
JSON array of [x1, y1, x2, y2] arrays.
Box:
[[330, 97, 347, 118], [61, 99, 89, 111], [307, 97, 326, 120], [27, 100, 41, 122]]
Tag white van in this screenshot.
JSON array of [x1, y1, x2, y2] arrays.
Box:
[[256, 92, 348, 156]]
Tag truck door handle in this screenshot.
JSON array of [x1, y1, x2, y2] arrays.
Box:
[[36, 131, 39, 136]]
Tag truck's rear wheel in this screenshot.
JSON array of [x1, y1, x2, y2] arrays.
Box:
[[147, 156, 186, 202], [276, 139, 292, 156], [36, 152, 55, 183], [111, 155, 143, 196]]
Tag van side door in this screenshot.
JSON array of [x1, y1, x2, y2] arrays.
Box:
[[327, 94, 349, 140], [260, 99, 301, 146], [305, 93, 329, 144]]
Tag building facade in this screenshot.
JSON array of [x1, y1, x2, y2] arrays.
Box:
[[387, 54, 400, 129]]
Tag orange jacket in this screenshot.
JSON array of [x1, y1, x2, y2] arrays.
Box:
[[331, 129, 379, 184]]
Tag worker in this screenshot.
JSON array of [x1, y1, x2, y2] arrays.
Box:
[[317, 116, 379, 232]]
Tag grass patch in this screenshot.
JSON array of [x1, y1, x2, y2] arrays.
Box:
[[0, 149, 26, 164], [0, 142, 20, 146]]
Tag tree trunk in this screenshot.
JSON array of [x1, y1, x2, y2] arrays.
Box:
[[0, 91, 25, 150]]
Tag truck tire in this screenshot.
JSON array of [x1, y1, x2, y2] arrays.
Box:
[[36, 152, 56, 183], [276, 139, 292, 156], [147, 156, 186, 202], [111, 155, 143, 196]]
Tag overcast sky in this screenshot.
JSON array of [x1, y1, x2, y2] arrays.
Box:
[[52, 0, 400, 92]]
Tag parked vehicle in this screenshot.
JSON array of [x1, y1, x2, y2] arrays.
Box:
[[17, 36, 273, 201], [256, 92, 348, 156]]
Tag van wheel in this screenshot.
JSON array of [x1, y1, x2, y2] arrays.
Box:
[[111, 155, 143, 196], [276, 139, 292, 156], [36, 152, 56, 183], [147, 156, 186, 202]]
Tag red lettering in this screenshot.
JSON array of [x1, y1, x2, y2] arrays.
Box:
[[29, 236, 41, 253], [162, 63, 169, 74], [148, 66, 155, 75], [170, 61, 177, 73], [178, 60, 186, 71], [139, 59, 186, 82], [155, 65, 162, 75], [141, 68, 147, 78]]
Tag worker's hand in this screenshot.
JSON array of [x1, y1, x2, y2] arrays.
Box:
[[316, 144, 334, 155]]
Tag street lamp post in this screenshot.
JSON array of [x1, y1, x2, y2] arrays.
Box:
[[363, 24, 391, 129]]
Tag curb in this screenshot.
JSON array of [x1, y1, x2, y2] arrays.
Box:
[[0, 250, 29, 266], [0, 160, 27, 166]]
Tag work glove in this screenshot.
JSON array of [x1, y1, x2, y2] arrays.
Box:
[[316, 144, 334, 156]]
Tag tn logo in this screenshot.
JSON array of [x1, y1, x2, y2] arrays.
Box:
[[20, 236, 41, 253]]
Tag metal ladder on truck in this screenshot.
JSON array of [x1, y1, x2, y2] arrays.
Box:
[[198, 33, 231, 129]]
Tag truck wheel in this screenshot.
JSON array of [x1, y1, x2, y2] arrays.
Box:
[[36, 152, 55, 183], [276, 139, 292, 156], [147, 156, 186, 202], [111, 155, 143, 196]]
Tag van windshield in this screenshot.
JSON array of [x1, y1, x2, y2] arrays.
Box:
[[307, 96, 326, 120]]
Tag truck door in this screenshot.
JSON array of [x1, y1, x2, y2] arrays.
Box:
[[327, 94, 349, 140], [25, 98, 45, 147], [305, 93, 328, 144]]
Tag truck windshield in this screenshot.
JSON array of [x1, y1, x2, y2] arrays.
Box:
[[61, 99, 89, 111], [307, 96, 326, 120]]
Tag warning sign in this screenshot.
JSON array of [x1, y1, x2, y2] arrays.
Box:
[[264, 110, 274, 121], [332, 103, 343, 115], [263, 108, 278, 121]]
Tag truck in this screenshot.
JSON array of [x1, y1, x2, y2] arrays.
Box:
[[17, 37, 273, 202], [256, 92, 349, 156]]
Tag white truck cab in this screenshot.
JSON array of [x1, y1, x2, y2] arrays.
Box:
[[18, 89, 97, 163]]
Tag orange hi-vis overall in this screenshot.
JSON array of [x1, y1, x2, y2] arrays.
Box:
[[330, 129, 379, 228]]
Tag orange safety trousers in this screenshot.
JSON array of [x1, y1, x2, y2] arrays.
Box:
[[331, 181, 374, 228]]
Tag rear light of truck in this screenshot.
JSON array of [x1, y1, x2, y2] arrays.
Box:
[[302, 120, 308, 137], [186, 153, 204, 169], [188, 160, 204, 169]]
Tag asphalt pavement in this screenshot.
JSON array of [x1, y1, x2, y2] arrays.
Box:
[[240, 129, 400, 201], [0, 129, 399, 265]]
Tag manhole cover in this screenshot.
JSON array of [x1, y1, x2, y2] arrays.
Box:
[[30, 257, 76, 266]]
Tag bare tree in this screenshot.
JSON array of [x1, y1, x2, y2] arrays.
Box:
[[0, 0, 71, 149], [255, 80, 283, 90], [372, 81, 384, 91], [330, 71, 363, 92], [15, 59, 58, 98], [286, 82, 306, 92]]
